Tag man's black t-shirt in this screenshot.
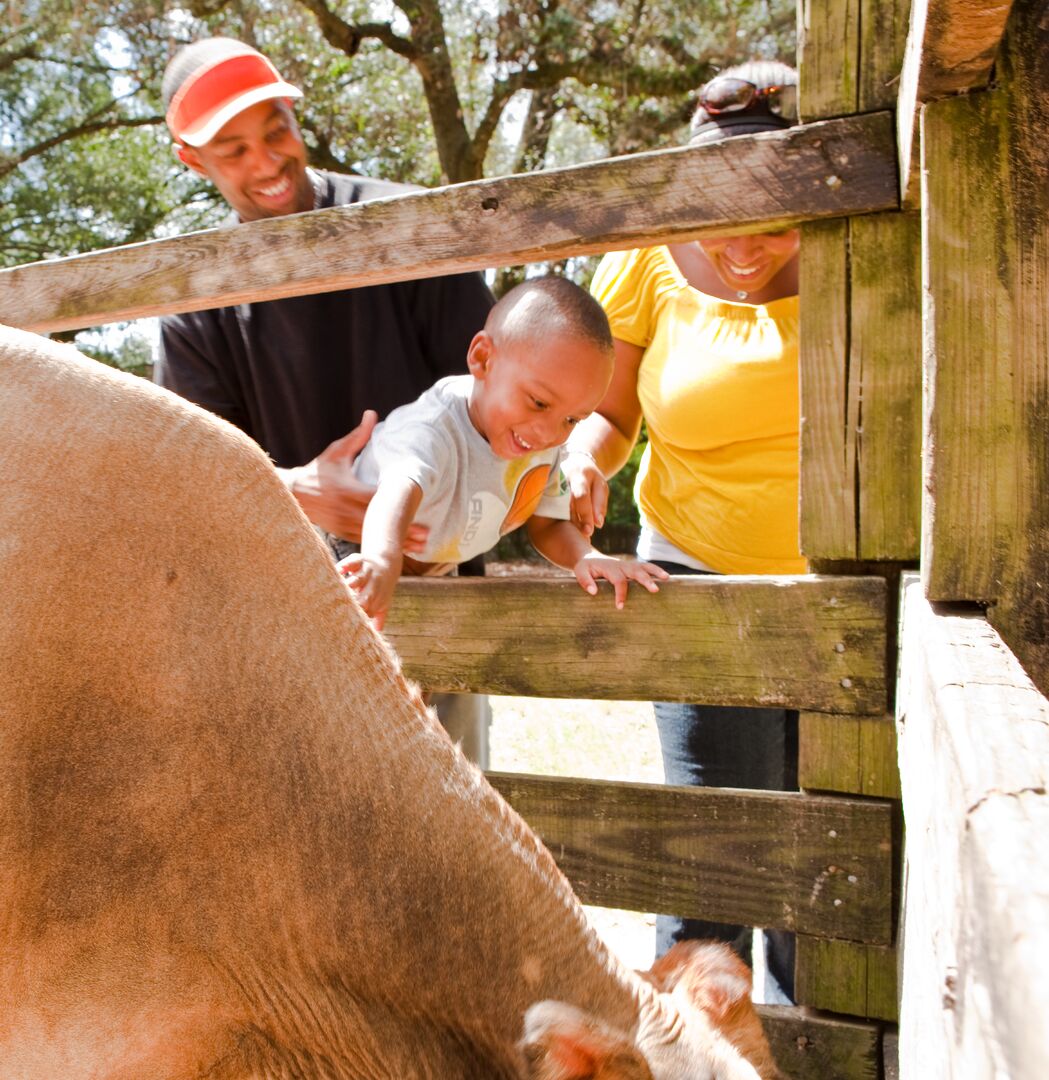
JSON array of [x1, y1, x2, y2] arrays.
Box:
[[155, 170, 494, 468]]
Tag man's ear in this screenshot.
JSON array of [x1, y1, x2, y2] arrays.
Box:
[[175, 143, 209, 178], [466, 331, 493, 379]]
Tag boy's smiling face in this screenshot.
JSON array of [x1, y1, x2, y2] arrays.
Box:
[[466, 329, 613, 461]]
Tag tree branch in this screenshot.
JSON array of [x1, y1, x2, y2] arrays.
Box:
[[0, 115, 163, 180], [294, 0, 418, 61]]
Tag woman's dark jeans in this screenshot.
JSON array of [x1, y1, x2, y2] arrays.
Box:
[[651, 560, 798, 996]]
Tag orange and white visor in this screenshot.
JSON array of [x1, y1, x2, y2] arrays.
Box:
[[166, 46, 303, 147]]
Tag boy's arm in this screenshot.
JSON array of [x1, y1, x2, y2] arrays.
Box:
[[526, 515, 669, 609], [339, 474, 424, 630]]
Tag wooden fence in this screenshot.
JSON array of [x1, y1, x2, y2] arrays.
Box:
[[2, 0, 1047, 1075]]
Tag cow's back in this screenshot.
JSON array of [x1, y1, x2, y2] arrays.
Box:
[[0, 326, 649, 1078]]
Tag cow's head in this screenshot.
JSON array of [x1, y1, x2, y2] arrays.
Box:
[[520, 941, 780, 1080]]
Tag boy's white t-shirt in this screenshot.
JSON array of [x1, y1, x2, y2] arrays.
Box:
[[353, 375, 571, 564]]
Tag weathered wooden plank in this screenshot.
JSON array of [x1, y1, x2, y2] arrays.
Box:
[[851, 212, 922, 560], [897, 0, 1016, 198], [798, 0, 860, 120], [799, 210, 922, 563], [883, 1030, 899, 1080], [921, 0, 1049, 691], [795, 935, 898, 1021], [799, 0, 910, 119], [487, 772, 895, 944], [896, 575, 1049, 1078], [384, 576, 887, 713], [799, 711, 900, 798], [858, 0, 912, 112], [758, 1005, 880, 1080], [799, 218, 857, 559], [0, 114, 899, 334]]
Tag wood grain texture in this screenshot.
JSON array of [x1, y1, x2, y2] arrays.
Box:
[[487, 772, 894, 944], [799, 711, 900, 798], [902, 0, 1014, 99], [383, 576, 887, 713], [896, 575, 1049, 1078], [851, 212, 922, 560], [921, 0, 1049, 691], [800, 211, 922, 563], [858, 0, 912, 111], [799, 218, 857, 559], [0, 114, 899, 333], [898, 0, 1015, 197], [758, 1005, 881, 1080], [798, 0, 860, 120], [799, 0, 910, 119], [795, 935, 898, 1020]]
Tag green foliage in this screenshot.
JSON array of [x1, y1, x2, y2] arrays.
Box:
[[77, 324, 156, 380], [0, 0, 794, 266]]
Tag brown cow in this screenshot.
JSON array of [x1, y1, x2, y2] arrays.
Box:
[[0, 324, 780, 1079]]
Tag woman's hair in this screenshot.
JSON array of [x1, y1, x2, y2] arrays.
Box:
[[688, 60, 798, 145]]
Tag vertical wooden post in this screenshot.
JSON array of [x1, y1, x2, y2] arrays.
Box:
[[798, 0, 919, 563], [795, 0, 913, 1029], [920, 0, 1049, 693]]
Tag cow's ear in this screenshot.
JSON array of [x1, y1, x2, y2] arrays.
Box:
[[520, 1000, 653, 1080], [648, 940, 751, 1022]]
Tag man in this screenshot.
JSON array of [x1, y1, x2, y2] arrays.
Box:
[[155, 37, 495, 763]]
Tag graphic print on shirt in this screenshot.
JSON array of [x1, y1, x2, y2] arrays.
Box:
[[499, 464, 554, 535]]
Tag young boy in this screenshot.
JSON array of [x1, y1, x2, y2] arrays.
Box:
[[338, 276, 668, 628]]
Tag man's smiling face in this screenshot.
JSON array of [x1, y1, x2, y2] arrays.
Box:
[[179, 99, 314, 222]]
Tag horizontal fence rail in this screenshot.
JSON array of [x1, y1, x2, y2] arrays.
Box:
[[488, 772, 895, 944], [0, 112, 898, 333], [757, 1005, 881, 1080], [385, 575, 888, 714]]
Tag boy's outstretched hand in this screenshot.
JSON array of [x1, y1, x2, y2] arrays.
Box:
[[337, 552, 400, 632], [572, 553, 669, 610]]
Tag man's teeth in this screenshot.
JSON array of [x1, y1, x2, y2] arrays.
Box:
[[259, 178, 290, 197]]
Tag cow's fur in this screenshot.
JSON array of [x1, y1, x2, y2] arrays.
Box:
[[0, 325, 776, 1079]]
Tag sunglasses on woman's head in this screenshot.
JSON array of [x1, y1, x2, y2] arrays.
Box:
[[698, 78, 798, 122]]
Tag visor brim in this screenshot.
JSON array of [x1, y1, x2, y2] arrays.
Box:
[[178, 82, 303, 147]]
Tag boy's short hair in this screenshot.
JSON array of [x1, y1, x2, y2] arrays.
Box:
[[489, 276, 613, 354]]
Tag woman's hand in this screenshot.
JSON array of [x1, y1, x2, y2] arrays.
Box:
[[572, 553, 669, 610], [562, 451, 609, 538]]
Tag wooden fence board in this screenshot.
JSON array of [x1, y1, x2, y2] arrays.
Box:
[[795, 935, 898, 1021], [920, 0, 1049, 692], [799, 211, 922, 564], [896, 575, 1049, 1078], [798, 218, 856, 559], [0, 114, 899, 333], [487, 772, 894, 944], [798, 0, 860, 119], [851, 212, 922, 560], [901, 0, 1015, 100], [920, 90, 1018, 605], [897, 0, 1015, 194], [384, 576, 887, 714], [799, 0, 909, 119], [759, 1005, 881, 1080], [799, 711, 900, 798]]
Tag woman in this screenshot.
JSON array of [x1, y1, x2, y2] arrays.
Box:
[[563, 60, 802, 999]]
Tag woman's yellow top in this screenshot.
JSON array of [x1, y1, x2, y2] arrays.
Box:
[[591, 246, 805, 575]]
